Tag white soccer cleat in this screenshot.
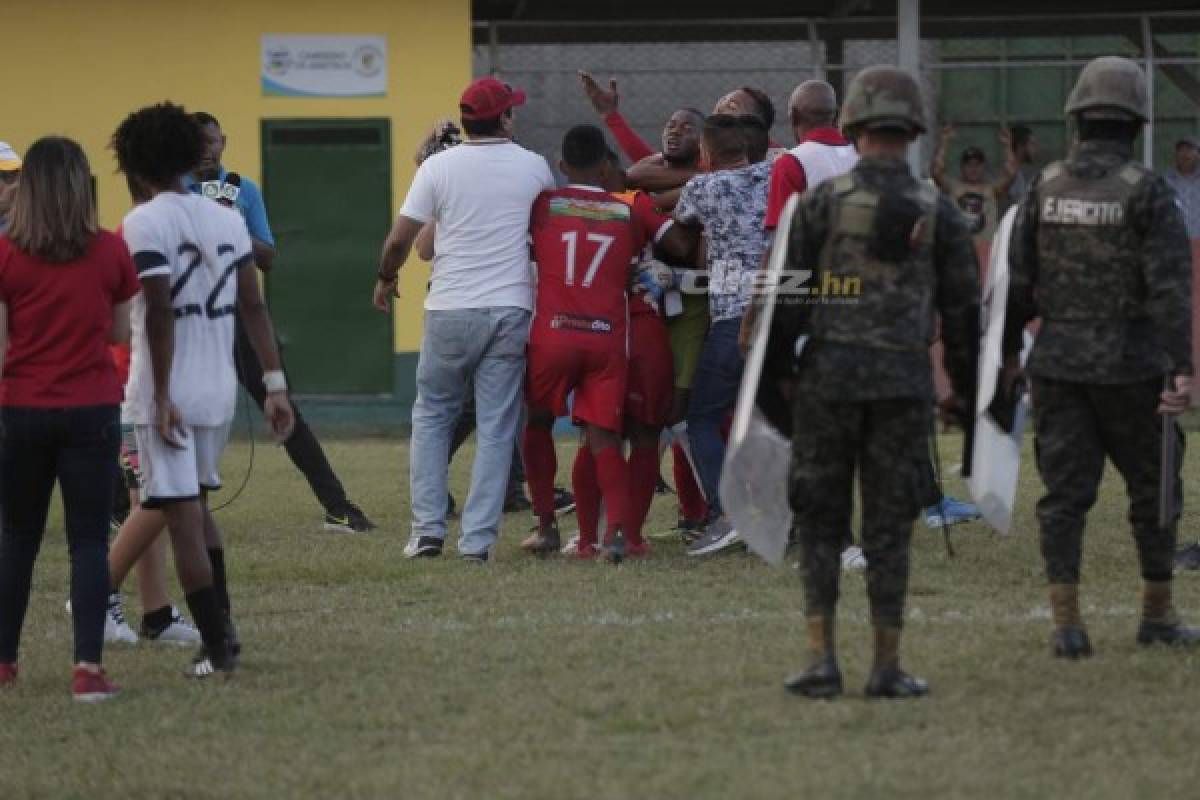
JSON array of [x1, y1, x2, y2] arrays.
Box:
[[141, 607, 201, 645], [840, 545, 867, 571], [65, 596, 138, 644]]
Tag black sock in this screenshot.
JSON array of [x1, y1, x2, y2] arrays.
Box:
[[207, 548, 231, 616], [185, 587, 228, 667], [142, 605, 173, 633]]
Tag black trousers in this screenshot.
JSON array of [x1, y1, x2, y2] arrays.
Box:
[[234, 317, 349, 513], [0, 405, 119, 664]]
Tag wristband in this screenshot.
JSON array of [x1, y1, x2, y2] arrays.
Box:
[[377, 269, 398, 284], [263, 370, 288, 393]]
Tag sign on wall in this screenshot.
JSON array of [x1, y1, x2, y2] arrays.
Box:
[[262, 35, 387, 97]]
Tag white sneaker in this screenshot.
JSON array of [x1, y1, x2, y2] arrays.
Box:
[[841, 545, 867, 571], [141, 607, 201, 645], [66, 595, 138, 644], [560, 533, 580, 555]]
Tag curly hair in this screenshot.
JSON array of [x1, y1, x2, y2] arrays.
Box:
[[111, 102, 205, 189]]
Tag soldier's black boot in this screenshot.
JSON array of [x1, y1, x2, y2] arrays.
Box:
[[1136, 581, 1200, 647], [863, 626, 928, 699], [784, 615, 843, 698], [1049, 583, 1093, 659], [1051, 626, 1093, 659]]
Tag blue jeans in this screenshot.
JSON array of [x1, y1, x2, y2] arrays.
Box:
[[0, 405, 120, 664], [409, 308, 530, 555], [687, 317, 744, 519]]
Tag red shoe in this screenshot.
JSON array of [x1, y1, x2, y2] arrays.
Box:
[[573, 540, 599, 560], [72, 666, 120, 703], [626, 541, 652, 558], [0, 662, 16, 686]]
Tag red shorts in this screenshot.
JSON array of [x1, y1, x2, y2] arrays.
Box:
[[625, 312, 674, 428], [526, 340, 627, 432]]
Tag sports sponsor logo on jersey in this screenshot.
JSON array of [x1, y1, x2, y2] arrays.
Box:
[[549, 312, 614, 334], [548, 196, 631, 223], [1041, 196, 1124, 226]]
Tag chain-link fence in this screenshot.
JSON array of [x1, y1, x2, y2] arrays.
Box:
[[469, 12, 1199, 179]]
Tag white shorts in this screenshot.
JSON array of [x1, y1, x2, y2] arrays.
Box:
[[134, 423, 231, 508]]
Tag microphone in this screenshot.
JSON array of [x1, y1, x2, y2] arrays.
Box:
[[218, 172, 241, 207]]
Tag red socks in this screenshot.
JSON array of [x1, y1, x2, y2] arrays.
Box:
[[522, 425, 558, 522], [626, 446, 660, 547], [672, 442, 707, 522], [592, 445, 629, 543], [572, 445, 601, 549]]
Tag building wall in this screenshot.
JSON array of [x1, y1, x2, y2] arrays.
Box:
[[4, 0, 471, 366]]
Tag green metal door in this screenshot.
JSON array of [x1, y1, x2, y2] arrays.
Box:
[[261, 119, 392, 395]]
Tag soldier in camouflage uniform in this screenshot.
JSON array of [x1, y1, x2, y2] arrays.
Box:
[[780, 66, 980, 699], [1003, 56, 1199, 658]]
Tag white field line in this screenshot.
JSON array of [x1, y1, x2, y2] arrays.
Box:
[[379, 604, 1149, 634]]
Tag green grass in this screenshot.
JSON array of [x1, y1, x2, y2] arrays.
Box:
[[0, 434, 1197, 799]]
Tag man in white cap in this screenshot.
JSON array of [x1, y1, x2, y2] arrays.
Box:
[[0, 142, 21, 233]]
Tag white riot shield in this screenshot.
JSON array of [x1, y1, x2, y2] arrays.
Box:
[[968, 206, 1030, 534], [720, 194, 800, 565]]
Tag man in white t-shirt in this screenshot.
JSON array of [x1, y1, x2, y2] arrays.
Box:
[[376, 78, 556, 561], [114, 102, 295, 677]]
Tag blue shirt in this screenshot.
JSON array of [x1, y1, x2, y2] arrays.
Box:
[[184, 166, 274, 245]]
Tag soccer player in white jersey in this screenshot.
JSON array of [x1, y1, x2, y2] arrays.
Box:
[[112, 103, 294, 677]]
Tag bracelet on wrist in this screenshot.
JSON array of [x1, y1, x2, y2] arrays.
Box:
[[262, 370, 288, 394]]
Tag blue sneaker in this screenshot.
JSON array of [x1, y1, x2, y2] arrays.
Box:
[[923, 495, 981, 528]]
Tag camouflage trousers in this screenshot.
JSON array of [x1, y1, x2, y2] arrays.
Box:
[[789, 393, 935, 629], [1032, 377, 1184, 584]]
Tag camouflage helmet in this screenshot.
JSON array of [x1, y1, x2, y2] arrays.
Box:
[[1064, 56, 1148, 122], [838, 66, 927, 134]]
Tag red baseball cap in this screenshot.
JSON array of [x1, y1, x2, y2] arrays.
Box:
[[459, 77, 527, 121]]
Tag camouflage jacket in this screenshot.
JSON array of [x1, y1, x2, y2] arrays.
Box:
[[1004, 139, 1193, 382], [779, 157, 980, 401]]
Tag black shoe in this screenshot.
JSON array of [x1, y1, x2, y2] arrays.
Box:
[[1175, 542, 1200, 571], [603, 531, 626, 565], [1136, 619, 1200, 647], [225, 614, 242, 658], [1051, 626, 1093, 659], [655, 478, 674, 496], [675, 518, 704, 544], [553, 488, 576, 515], [404, 536, 444, 559], [503, 495, 533, 513], [187, 641, 237, 679], [324, 503, 376, 533], [521, 522, 561, 556], [446, 494, 459, 521], [864, 666, 929, 698], [784, 655, 843, 698]]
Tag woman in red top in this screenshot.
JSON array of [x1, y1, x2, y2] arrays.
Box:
[[0, 136, 139, 702]]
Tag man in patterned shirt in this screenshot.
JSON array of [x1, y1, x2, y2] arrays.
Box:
[[674, 115, 772, 556]]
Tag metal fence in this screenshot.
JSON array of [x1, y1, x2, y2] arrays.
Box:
[[469, 12, 1200, 179]]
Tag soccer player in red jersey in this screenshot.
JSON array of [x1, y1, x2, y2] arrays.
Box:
[[562, 151, 684, 558], [521, 126, 693, 562]]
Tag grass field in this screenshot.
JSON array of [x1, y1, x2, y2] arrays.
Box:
[[0, 432, 1197, 799]]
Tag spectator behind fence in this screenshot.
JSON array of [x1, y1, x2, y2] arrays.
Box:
[[0, 136, 140, 702], [1006, 124, 1041, 205], [1166, 135, 1200, 239], [932, 125, 1018, 247], [375, 77, 556, 562], [0, 142, 20, 233]]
